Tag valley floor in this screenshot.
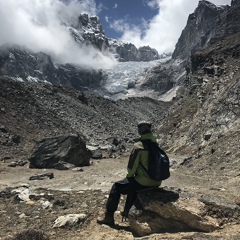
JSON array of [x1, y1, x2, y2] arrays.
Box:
[[0, 155, 239, 240]]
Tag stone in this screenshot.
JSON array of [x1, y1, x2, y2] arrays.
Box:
[[40, 200, 53, 209], [29, 173, 54, 180], [29, 134, 91, 169], [127, 187, 240, 236], [53, 214, 87, 228], [72, 167, 84, 172], [204, 132, 212, 141], [8, 160, 27, 167], [91, 149, 103, 159], [11, 134, 21, 144], [53, 161, 75, 170]]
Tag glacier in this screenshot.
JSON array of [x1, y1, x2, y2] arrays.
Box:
[[101, 57, 170, 100]]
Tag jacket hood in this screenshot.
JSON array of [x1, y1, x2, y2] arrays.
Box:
[[135, 132, 157, 142]]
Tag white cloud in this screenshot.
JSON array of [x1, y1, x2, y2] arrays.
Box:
[[113, 3, 118, 9], [105, 16, 109, 23], [0, 0, 232, 67], [0, 0, 116, 68], [144, 0, 159, 9], [118, 0, 231, 54]]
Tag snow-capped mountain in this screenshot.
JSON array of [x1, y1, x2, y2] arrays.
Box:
[[65, 13, 160, 62], [1, 0, 239, 101], [0, 12, 165, 99]]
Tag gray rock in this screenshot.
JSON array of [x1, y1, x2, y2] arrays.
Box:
[[29, 173, 54, 180], [53, 213, 87, 228], [172, 1, 229, 60], [53, 161, 75, 170], [40, 200, 53, 209], [0, 45, 105, 91], [91, 149, 103, 159], [8, 160, 27, 167], [29, 134, 91, 169], [128, 187, 240, 236], [12, 186, 32, 202]]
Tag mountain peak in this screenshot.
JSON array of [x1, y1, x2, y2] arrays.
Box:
[[77, 13, 104, 34]]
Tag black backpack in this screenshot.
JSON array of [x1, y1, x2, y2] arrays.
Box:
[[140, 140, 170, 181]]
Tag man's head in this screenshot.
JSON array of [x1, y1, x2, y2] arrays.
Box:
[[137, 121, 152, 135]]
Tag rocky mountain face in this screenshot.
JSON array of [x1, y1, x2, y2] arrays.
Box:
[[136, 0, 240, 179], [172, 1, 229, 60], [69, 13, 160, 62], [68, 13, 109, 52], [158, 32, 240, 177], [0, 77, 171, 160], [155, 0, 240, 153], [142, 0, 240, 93], [108, 39, 159, 62], [0, 13, 160, 91], [0, 45, 105, 91]]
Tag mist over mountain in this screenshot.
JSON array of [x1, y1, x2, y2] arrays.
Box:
[[0, 0, 163, 70], [0, 5, 165, 99], [0, 0, 112, 68]]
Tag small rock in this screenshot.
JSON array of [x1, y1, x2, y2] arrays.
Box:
[[11, 134, 21, 144], [225, 151, 231, 156], [40, 200, 53, 209], [72, 167, 84, 172], [8, 162, 17, 167], [53, 214, 87, 228], [29, 172, 54, 180], [53, 199, 65, 207], [91, 149, 103, 159], [53, 162, 75, 170], [19, 213, 27, 218], [204, 132, 212, 141], [26, 200, 35, 205]]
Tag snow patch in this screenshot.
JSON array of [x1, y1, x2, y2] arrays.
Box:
[[103, 59, 168, 96], [159, 86, 179, 102]]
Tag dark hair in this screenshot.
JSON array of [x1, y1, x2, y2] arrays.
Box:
[[137, 121, 152, 128]]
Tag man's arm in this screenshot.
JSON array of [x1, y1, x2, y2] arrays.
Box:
[[126, 146, 141, 178]]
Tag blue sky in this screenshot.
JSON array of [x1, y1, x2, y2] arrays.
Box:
[[0, 0, 232, 68], [95, 0, 159, 39]]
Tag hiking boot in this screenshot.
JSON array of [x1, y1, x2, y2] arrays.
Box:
[[121, 211, 128, 222], [97, 213, 115, 226]]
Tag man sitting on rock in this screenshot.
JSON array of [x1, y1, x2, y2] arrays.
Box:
[[97, 121, 162, 226]]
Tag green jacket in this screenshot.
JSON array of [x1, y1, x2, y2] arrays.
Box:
[[126, 132, 162, 187]]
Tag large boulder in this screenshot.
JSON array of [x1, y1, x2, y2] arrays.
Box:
[[128, 188, 240, 237], [29, 134, 91, 168]]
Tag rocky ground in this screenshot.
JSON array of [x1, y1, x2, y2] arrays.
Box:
[[0, 77, 171, 161], [0, 154, 240, 240], [0, 35, 239, 239]]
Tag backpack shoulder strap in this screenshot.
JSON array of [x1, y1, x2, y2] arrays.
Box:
[[138, 139, 152, 174]]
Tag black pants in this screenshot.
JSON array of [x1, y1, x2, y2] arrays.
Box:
[[106, 177, 150, 215]]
